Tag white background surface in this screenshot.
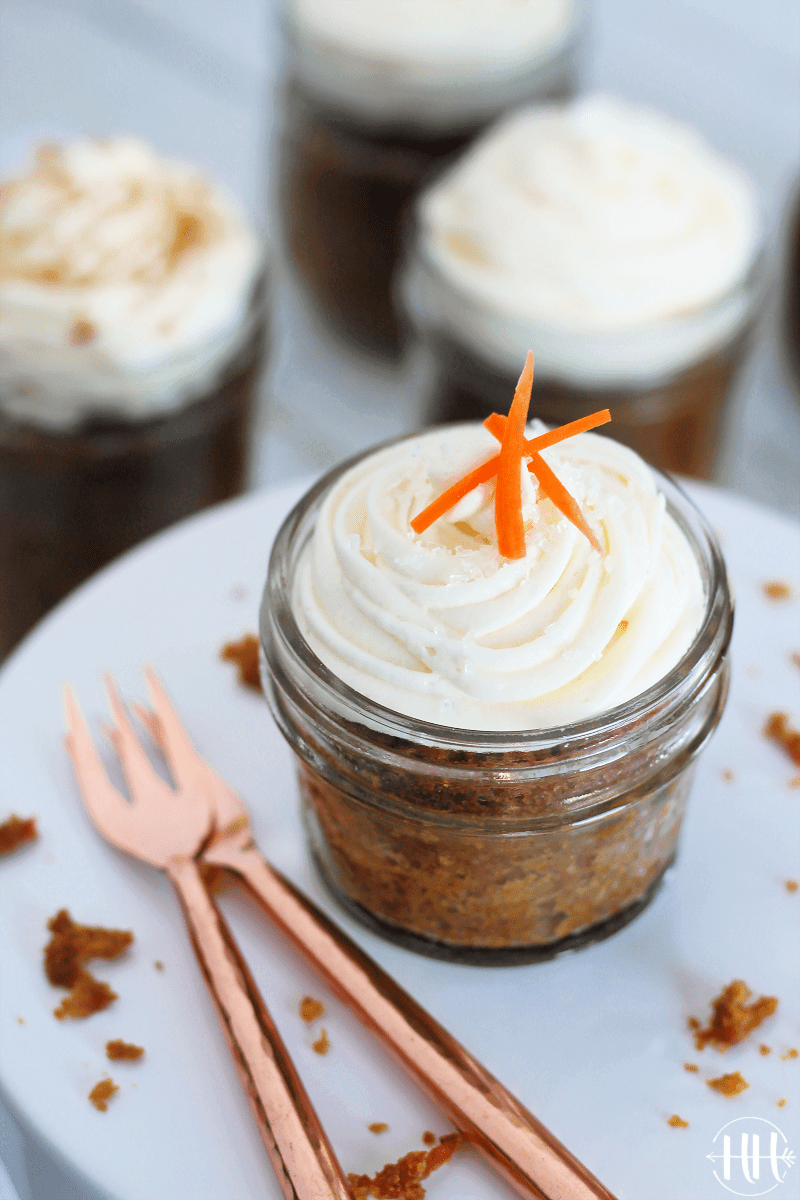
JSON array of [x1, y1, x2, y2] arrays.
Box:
[[0, 478, 798, 1200], [1, 2, 799, 1197]]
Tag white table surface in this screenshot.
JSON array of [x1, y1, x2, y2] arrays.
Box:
[[1, 3, 799, 1197]]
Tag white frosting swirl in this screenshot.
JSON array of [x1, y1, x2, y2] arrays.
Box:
[[286, 0, 581, 129], [293, 424, 704, 730], [0, 139, 264, 428], [405, 95, 761, 383]]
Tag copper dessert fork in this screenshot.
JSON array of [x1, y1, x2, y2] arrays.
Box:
[[64, 679, 353, 1200], [134, 667, 615, 1200]]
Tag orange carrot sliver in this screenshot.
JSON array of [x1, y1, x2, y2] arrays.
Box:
[[483, 408, 611, 454], [484, 409, 608, 554], [410, 452, 500, 534], [528, 453, 603, 555], [495, 352, 534, 559]]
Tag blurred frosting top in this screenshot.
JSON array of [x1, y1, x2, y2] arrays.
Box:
[[286, 0, 581, 128], [0, 138, 264, 428], [404, 95, 761, 384]]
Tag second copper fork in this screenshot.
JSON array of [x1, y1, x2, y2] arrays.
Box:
[[64, 679, 354, 1200], [135, 667, 615, 1200]]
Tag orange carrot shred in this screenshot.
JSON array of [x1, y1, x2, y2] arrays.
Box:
[[528, 454, 603, 554], [495, 351, 534, 559], [485, 409, 607, 553], [483, 408, 611, 455], [410, 452, 501, 535], [409, 354, 610, 558]]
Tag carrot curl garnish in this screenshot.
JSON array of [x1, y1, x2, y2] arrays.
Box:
[[409, 352, 610, 557]]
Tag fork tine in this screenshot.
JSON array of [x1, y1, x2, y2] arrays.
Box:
[[64, 686, 136, 845], [104, 673, 171, 806], [142, 666, 203, 786]]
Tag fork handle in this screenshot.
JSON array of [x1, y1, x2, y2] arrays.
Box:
[[165, 855, 352, 1200], [205, 843, 616, 1200]]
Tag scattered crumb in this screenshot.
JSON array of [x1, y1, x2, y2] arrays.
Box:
[[54, 972, 117, 1020], [668, 1115, 689, 1128], [312, 1028, 330, 1056], [763, 712, 800, 767], [707, 1072, 749, 1097], [154, 960, 164, 971], [692, 980, 778, 1051], [0, 814, 38, 855], [369, 1123, 389, 1135], [421, 1132, 436, 1146], [348, 1134, 465, 1200], [791, 652, 800, 672], [781, 1048, 798, 1061], [44, 910, 132, 1019], [789, 775, 800, 789], [299, 996, 325, 1024], [70, 318, 97, 346], [88, 1078, 119, 1112], [106, 1039, 144, 1062], [720, 769, 735, 783], [44, 909, 133, 989], [688, 1017, 701, 1032], [17, 1017, 24, 1025], [763, 581, 792, 601], [777, 1098, 787, 1108], [760, 1044, 772, 1056], [785, 881, 798, 894], [221, 635, 262, 692], [684, 1063, 699, 1073]]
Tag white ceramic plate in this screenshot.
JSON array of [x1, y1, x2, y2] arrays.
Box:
[[0, 480, 798, 1200]]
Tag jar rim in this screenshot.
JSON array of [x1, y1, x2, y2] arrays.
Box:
[[261, 428, 733, 755]]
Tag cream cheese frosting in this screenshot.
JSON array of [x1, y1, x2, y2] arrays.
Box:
[[405, 95, 761, 383], [286, 0, 581, 129], [0, 138, 264, 429], [293, 424, 705, 730]]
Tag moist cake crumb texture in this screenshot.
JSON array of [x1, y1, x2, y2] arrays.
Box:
[[707, 1071, 749, 1097], [88, 1078, 119, 1112], [299, 995, 325, 1023], [221, 635, 263, 692], [0, 814, 38, 855], [692, 980, 778, 1051], [106, 1039, 144, 1061]]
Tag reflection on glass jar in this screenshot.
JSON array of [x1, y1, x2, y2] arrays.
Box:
[[0, 139, 269, 659], [279, 0, 587, 359], [261, 439, 732, 964], [402, 96, 764, 478]]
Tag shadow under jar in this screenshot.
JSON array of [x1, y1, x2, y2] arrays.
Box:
[[261, 451, 732, 965], [278, 1, 586, 359], [0, 303, 266, 660]]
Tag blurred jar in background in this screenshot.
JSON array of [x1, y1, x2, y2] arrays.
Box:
[[783, 180, 800, 399], [0, 138, 268, 659], [279, 0, 586, 359], [402, 95, 763, 478]]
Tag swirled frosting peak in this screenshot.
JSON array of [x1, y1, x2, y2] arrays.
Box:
[[293, 425, 705, 730], [409, 95, 760, 382], [0, 138, 263, 427]]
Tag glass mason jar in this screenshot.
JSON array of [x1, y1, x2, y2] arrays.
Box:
[[402, 238, 765, 481], [0, 280, 268, 660], [278, 3, 587, 359], [260, 439, 733, 965]]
